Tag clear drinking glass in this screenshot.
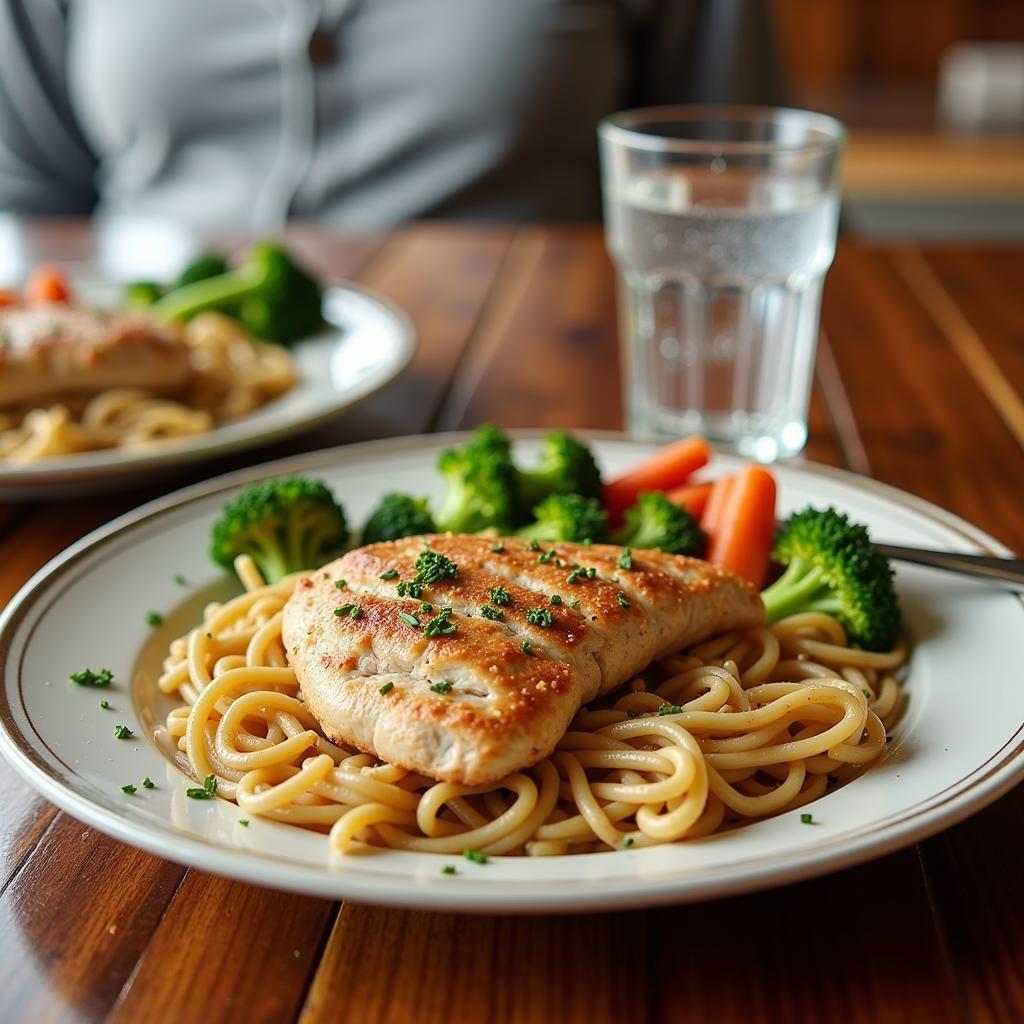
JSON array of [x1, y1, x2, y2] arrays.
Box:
[[598, 106, 844, 460]]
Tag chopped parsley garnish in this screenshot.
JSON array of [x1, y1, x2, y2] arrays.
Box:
[[146, 611, 163, 627], [113, 724, 134, 739], [442, 864, 457, 875], [239, 819, 250, 826], [186, 774, 218, 800], [70, 667, 113, 688], [616, 592, 630, 609], [626, 709, 639, 719], [420, 602, 433, 612], [100, 700, 111, 710], [480, 604, 504, 622], [205, 632, 213, 639], [396, 548, 459, 599], [334, 579, 347, 589], [490, 542, 505, 554], [549, 594, 563, 605], [862, 690, 871, 699], [521, 640, 533, 655], [488, 585, 511, 606], [827, 774, 838, 787], [174, 573, 188, 587], [618, 548, 633, 570], [463, 848, 489, 864], [423, 607, 457, 637], [379, 569, 400, 581], [525, 607, 554, 628], [566, 565, 597, 585], [527, 540, 541, 552], [537, 549, 556, 564], [122, 784, 137, 795], [142, 777, 155, 789], [569, 599, 581, 610], [398, 611, 422, 628], [430, 680, 453, 694], [379, 681, 395, 696], [334, 603, 362, 620], [624, 836, 634, 848], [657, 705, 683, 716], [800, 813, 814, 825]]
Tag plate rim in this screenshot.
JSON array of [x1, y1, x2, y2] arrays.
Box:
[[0, 279, 416, 494], [0, 430, 1021, 914]]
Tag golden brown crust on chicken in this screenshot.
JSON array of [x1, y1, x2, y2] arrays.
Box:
[[282, 535, 763, 784]]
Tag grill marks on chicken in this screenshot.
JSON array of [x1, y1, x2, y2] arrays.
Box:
[[282, 535, 763, 784]]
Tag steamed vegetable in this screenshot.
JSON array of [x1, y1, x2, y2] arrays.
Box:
[[361, 493, 437, 544], [434, 425, 519, 534], [24, 265, 71, 304], [515, 432, 603, 513], [211, 476, 348, 584], [603, 435, 710, 525], [611, 491, 705, 556], [760, 506, 901, 651], [516, 493, 608, 544], [665, 481, 713, 519], [706, 466, 776, 588], [153, 242, 324, 345]]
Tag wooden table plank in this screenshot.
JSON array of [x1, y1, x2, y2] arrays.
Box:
[[0, 817, 185, 1023], [301, 904, 648, 1024], [110, 872, 335, 1024]]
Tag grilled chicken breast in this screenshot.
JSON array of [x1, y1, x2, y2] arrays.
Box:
[[0, 305, 191, 409], [283, 535, 763, 785]]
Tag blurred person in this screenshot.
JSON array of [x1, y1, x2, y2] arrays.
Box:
[[0, 0, 783, 229]]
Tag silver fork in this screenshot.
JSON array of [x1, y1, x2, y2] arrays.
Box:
[[875, 544, 1024, 593]]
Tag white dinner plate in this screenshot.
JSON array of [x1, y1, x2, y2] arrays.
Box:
[[1, 432, 1021, 914], [0, 267, 415, 499]]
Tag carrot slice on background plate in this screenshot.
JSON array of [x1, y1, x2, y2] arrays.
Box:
[[700, 475, 734, 536], [24, 265, 72, 304], [604, 435, 710, 525], [665, 481, 713, 519], [706, 465, 777, 589], [0, 289, 19, 308]]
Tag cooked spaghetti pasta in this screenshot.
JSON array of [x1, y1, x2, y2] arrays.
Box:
[[0, 313, 296, 463], [158, 557, 906, 856]]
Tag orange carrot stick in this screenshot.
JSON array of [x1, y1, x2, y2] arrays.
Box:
[[700, 475, 734, 536], [604, 435, 710, 525], [24, 264, 71, 304], [665, 481, 713, 519], [706, 466, 777, 588], [0, 289, 19, 308]]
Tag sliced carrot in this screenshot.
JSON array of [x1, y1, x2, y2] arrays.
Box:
[[700, 475, 734, 536], [24, 264, 72, 304], [665, 481, 713, 519], [604, 436, 710, 525], [0, 289, 19, 308], [706, 466, 777, 588]]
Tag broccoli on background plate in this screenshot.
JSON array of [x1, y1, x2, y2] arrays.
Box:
[[611, 491, 706, 557], [210, 477, 348, 584], [362, 493, 438, 545], [516, 493, 608, 544]]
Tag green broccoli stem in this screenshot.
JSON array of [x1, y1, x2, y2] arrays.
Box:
[[243, 521, 292, 585], [760, 557, 843, 623], [152, 264, 265, 322], [515, 520, 556, 541]]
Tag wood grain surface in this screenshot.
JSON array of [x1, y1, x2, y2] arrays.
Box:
[[0, 220, 1020, 1024]]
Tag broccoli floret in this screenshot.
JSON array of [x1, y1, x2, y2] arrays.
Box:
[[611, 491, 706, 556], [176, 251, 229, 288], [210, 476, 348, 584], [434, 424, 519, 534], [517, 493, 608, 544], [516, 432, 603, 514], [760, 506, 901, 652], [153, 242, 325, 345], [362, 493, 437, 544], [122, 281, 165, 309]]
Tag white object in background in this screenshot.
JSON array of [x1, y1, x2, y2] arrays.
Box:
[[939, 43, 1024, 131]]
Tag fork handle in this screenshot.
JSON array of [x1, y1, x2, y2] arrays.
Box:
[[875, 543, 1024, 592]]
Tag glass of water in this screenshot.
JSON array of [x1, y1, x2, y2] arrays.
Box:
[[598, 106, 844, 460]]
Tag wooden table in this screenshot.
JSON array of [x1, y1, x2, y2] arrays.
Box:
[[0, 220, 1022, 1024]]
